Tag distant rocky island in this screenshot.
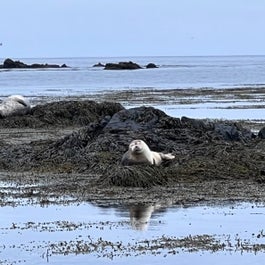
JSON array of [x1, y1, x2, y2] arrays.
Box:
[[0, 58, 68, 69], [0, 58, 158, 70], [93, 61, 158, 70]]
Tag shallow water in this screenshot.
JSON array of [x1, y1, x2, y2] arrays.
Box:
[[1, 56, 265, 122], [1, 56, 265, 97], [1, 201, 265, 265], [129, 103, 265, 121]]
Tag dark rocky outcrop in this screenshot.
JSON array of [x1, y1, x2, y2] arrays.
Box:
[[3, 58, 25, 68], [258, 127, 265, 139], [102, 108, 254, 143], [146, 63, 158, 68], [0, 102, 264, 187], [104, 61, 142, 70], [0, 58, 68, 69], [93, 62, 105, 67], [214, 122, 254, 141], [0, 100, 124, 128]]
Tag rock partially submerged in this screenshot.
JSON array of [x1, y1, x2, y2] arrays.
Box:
[[93, 62, 105, 67], [100, 61, 158, 70], [104, 61, 142, 70], [0, 58, 68, 69], [146, 63, 158, 68]]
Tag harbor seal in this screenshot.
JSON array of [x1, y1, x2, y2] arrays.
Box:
[[0, 95, 31, 118], [121, 139, 175, 166]]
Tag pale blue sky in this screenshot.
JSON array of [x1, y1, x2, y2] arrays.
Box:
[[1, 0, 265, 58]]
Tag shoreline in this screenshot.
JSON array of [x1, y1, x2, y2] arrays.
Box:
[[0, 95, 265, 264], [26, 86, 265, 131]]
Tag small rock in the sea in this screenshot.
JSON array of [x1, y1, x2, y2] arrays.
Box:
[[146, 63, 158, 68], [93, 62, 105, 67], [104, 61, 142, 70]]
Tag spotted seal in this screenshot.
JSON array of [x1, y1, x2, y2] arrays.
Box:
[[121, 139, 175, 166], [0, 95, 31, 118]]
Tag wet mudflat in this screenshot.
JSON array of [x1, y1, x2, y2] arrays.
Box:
[[45, 86, 265, 122], [0, 86, 265, 264]]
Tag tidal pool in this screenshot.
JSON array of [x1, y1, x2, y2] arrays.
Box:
[[1, 201, 265, 265]]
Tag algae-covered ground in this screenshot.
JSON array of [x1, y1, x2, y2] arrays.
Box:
[[1, 87, 265, 264], [0, 87, 265, 206]]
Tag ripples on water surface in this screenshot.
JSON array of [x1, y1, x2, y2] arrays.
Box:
[[1, 56, 265, 121], [1, 202, 265, 265], [1, 56, 265, 96]]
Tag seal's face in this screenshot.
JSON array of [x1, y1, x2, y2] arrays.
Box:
[[129, 140, 145, 154]]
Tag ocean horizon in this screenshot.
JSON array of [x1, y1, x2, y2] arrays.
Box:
[[1, 55, 265, 97], [1, 55, 265, 121]]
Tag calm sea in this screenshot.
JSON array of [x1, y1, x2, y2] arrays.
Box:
[[0, 55, 265, 97]]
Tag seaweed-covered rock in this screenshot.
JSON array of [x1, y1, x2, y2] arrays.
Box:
[[26, 106, 257, 169], [214, 123, 254, 141], [258, 127, 265, 139], [104, 106, 180, 132], [0, 100, 124, 128], [32, 105, 255, 159], [0, 103, 263, 186], [99, 165, 168, 187]]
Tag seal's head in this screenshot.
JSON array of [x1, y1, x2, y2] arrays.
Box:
[[129, 140, 149, 155]]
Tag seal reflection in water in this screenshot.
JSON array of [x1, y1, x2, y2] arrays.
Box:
[[129, 201, 173, 231], [121, 139, 175, 166], [0, 95, 31, 118], [130, 205, 155, 231]]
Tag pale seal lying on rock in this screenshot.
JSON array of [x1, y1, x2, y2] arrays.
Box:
[[121, 139, 175, 166], [0, 95, 31, 118]]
